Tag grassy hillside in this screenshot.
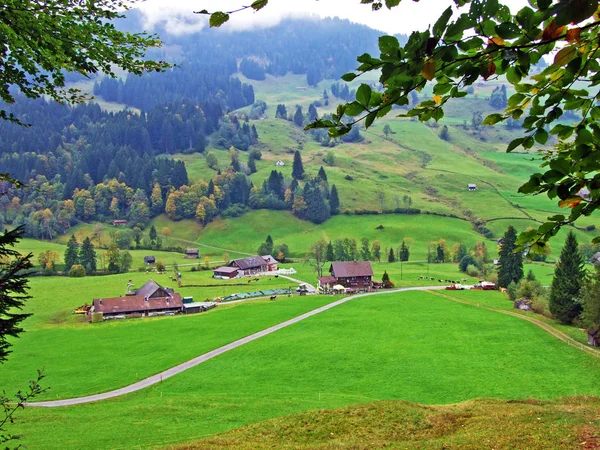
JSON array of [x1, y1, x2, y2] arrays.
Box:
[[10, 289, 600, 449], [187, 397, 600, 449], [166, 72, 598, 257]]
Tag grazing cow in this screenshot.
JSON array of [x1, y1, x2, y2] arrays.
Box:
[[270, 295, 277, 300]]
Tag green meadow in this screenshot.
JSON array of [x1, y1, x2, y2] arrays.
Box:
[[9, 289, 600, 449]]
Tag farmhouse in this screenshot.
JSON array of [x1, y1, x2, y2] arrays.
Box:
[[275, 160, 285, 166], [144, 256, 156, 264], [185, 248, 200, 259], [327, 261, 374, 290], [213, 266, 239, 279], [112, 219, 128, 226], [88, 280, 183, 321], [262, 254, 279, 271], [468, 184, 477, 191], [229, 255, 268, 276]]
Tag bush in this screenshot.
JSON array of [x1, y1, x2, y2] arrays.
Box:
[[506, 281, 519, 301], [466, 264, 480, 278], [586, 224, 596, 231], [531, 297, 549, 316], [68, 264, 86, 277], [459, 255, 476, 272], [221, 204, 248, 218], [517, 280, 545, 301]]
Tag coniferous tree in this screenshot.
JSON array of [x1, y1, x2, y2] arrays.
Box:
[[292, 150, 304, 180], [64, 234, 80, 272], [579, 265, 600, 346], [149, 225, 158, 248], [399, 241, 410, 262], [308, 104, 318, 122], [0, 227, 33, 363], [80, 237, 97, 274], [329, 184, 340, 215], [388, 247, 395, 263], [326, 241, 334, 261], [497, 226, 523, 288], [293, 106, 304, 127], [248, 157, 257, 174], [317, 166, 328, 182], [549, 231, 586, 324], [360, 237, 371, 260]]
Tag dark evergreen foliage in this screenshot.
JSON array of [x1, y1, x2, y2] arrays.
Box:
[[0, 227, 33, 363], [80, 237, 97, 274], [292, 151, 305, 180], [497, 226, 523, 288], [64, 235, 80, 273], [330, 185, 340, 215], [549, 231, 586, 324]]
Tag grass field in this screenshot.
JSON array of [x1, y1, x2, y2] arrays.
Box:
[[10, 289, 600, 449], [190, 397, 600, 449]]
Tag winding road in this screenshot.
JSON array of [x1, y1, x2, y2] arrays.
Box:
[[27, 286, 444, 408]]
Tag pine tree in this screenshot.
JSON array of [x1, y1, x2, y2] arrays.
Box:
[[497, 226, 523, 288], [399, 241, 410, 261], [317, 166, 328, 182], [248, 157, 257, 174], [549, 231, 585, 324], [149, 225, 158, 248], [80, 237, 97, 274], [326, 241, 334, 261], [0, 227, 33, 362], [293, 106, 304, 127], [579, 265, 600, 346], [64, 235, 80, 272], [292, 150, 304, 180], [329, 184, 340, 215], [388, 247, 395, 263], [308, 103, 318, 122]]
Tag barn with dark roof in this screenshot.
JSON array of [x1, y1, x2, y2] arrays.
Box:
[[328, 261, 373, 290]]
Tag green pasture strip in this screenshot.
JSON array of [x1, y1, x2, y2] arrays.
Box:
[[12, 290, 600, 449]]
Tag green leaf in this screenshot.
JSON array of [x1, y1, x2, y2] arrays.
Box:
[[209, 12, 230, 27], [495, 22, 521, 39], [575, 128, 594, 145], [385, 0, 401, 8], [549, 158, 571, 174], [482, 113, 504, 126], [433, 7, 453, 38], [356, 84, 372, 107], [507, 137, 524, 152], [365, 111, 378, 128], [534, 128, 548, 144], [250, 0, 269, 11], [341, 72, 358, 82], [344, 102, 365, 117], [506, 66, 522, 84], [553, 46, 576, 67], [507, 93, 525, 108], [379, 36, 399, 55]]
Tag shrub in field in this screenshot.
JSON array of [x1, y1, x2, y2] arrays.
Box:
[[466, 264, 479, 278], [68, 264, 86, 277]]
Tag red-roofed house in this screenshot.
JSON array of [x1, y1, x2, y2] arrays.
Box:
[[88, 280, 183, 321], [328, 261, 373, 290]]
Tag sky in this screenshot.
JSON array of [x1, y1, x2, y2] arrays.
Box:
[[136, 0, 530, 36]]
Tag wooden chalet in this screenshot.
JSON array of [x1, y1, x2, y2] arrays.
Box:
[[213, 266, 239, 279], [88, 280, 183, 321], [185, 248, 200, 259], [328, 261, 373, 290], [112, 219, 128, 226], [228, 256, 268, 276], [261, 255, 278, 271]]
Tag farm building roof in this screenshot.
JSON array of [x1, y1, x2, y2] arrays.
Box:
[[261, 255, 278, 264], [318, 276, 336, 285], [330, 261, 373, 278], [135, 279, 165, 298], [231, 256, 268, 270], [214, 266, 239, 274], [591, 252, 600, 266], [186, 248, 199, 254], [93, 293, 183, 315]]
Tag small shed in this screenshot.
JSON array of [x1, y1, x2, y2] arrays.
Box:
[[468, 184, 477, 191], [144, 256, 156, 264], [185, 248, 200, 259], [183, 302, 216, 314], [213, 266, 239, 279], [275, 160, 285, 166], [112, 219, 128, 226], [591, 252, 600, 266]]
